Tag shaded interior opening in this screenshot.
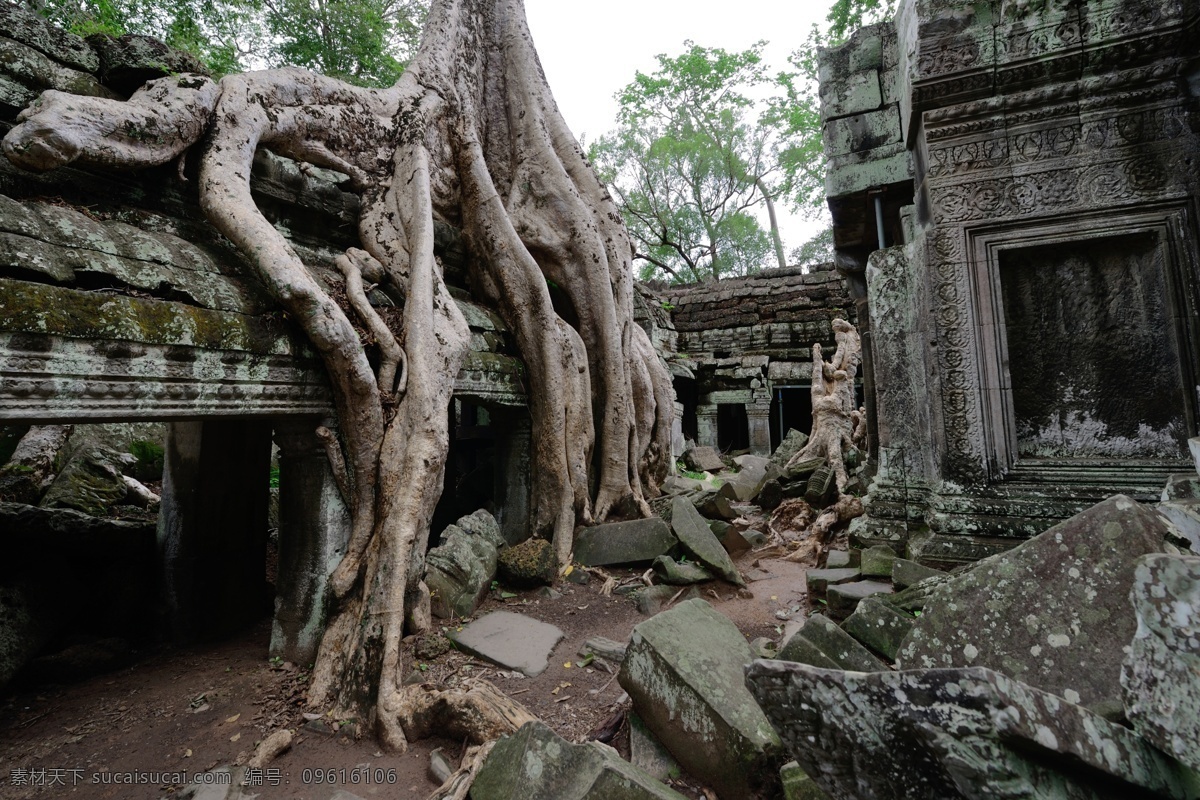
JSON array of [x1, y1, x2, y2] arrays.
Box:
[[717, 403, 749, 452], [770, 385, 814, 451]]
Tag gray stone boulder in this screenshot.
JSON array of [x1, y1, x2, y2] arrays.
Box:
[[890, 557, 945, 589], [39, 447, 131, 516], [859, 545, 896, 577], [497, 537, 555, 585], [424, 509, 504, 619], [471, 721, 687, 800], [720, 455, 780, 502], [88, 33, 207, 95], [898, 495, 1171, 715], [0, 2, 100, 72], [778, 614, 887, 673], [695, 492, 737, 521], [670, 497, 743, 585], [619, 599, 782, 799], [652, 556, 712, 585], [827, 581, 892, 620], [841, 596, 915, 662], [449, 611, 563, 677], [1157, 499, 1200, 553], [1122, 553, 1200, 771], [1162, 473, 1200, 502], [683, 446, 725, 473], [0, 424, 72, 504], [770, 429, 809, 471], [574, 517, 677, 566], [745, 660, 1199, 800]]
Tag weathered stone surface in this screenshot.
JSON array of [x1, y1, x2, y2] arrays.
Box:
[[496, 537, 555, 585], [842, 596, 914, 662], [780, 761, 831, 800], [770, 429, 809, 471], [898, 496, 1171, 714], [0, 2, 99, 72], [449, 611, 563, 677], [722, 456, 779, 502], [825, 550, 855, 569], [820, 69, 882, 119], [1190, 437, 1200, 476], [717, 525, 752, 555], [39, 447, 130, 516], [1158, 500, 1200, 553], [804, 567, 860, 597], [634, 585, 699, 616], [1122, 553, 1200, 771], [629, 711, 680, 783], [670, 497, 743, 585], [783, 456, 824, 484], [858, 544, 896, 578], [695, 492, 737, 521], [652, 556, 712, 585], [746, 661, 1200, 800], [683, 446, 725, 473], [890, 557, 945, 589], [758, 479, 783, 511], [619, 600, 781, 799], [0, 579, 62, 690], [0, 36, 115, 104], [573, 517, 677, 566], [780, 614, 887, 673], [0, 424, 72, 504], [1163, 473, 1200, 502], [424, 510, 504, 619], [472, 721, 687, 800], [823, 106, 901, 158], [776, 633, 840, 670], [827, 580, 891, 620], [87, 33, 206, 94]]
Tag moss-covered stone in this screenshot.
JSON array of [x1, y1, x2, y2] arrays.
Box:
[[39, 447, 128, 516], [497, 537, 554, 586]]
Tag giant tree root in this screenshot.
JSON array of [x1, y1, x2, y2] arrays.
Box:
[[427, 741, 497, 800]]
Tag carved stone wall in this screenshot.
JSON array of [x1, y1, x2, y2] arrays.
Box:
[[825, 0, 1200, 564]]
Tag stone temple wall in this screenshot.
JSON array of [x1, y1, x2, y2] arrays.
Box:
[[822, 0, 1200, 566]]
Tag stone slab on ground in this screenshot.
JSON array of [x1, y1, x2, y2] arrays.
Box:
[[574, 517, 677, 566], [776, 633, 840, 670], [683, 446, 726, 473], [670, 497, 743, 585], [1122, 553, 1200, 771], [696, 493, 738, 521], [890, 558, 945, 589], [652, 556, 712, 585], [827, 580, 891, 620], [859, 545, 896, 578], [619, 599, 782, 800], [805, 567, 861, 597], [472, 721, 687, 800], [449, 611, 564, 677], [782, 613, 887, 673], [898, 495, 1171, 714], [825, 550, 855, 569], [842, 596, 915, 662], [746, 660, 1199, 800], [629, 711, 680, 783]]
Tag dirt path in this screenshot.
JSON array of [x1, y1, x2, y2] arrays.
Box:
[[0, 550, 809, 800]]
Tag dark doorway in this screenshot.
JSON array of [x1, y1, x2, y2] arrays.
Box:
[[717, 403, 749, 452], [674, 376, 698, 443], [431, 400, 497, 537], [770, 386, 814, 451]]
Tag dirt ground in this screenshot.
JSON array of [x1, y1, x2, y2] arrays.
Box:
[[0, 541, 811, 800]]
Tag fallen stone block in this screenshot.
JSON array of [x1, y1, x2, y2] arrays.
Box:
[[770, 429, 809, 471], [670, 497, 743, 585], [425, 510, 504, 619], [890, 557, 945, 589], [780, 614, 887, 673], [780, 760, 831, 800], [497, 537, 555, 585], [825, 550, 856, 569], [898, 495, 1171, 715], [805, 567, 861, 598], [652, 555, 712, 585], [1190, 437, 1200, 475], [449, 611, 563, 677], [714, 523, 752, 555], [472, 721, 687, 800], [758, 479, 784, 511], [1162, 472, 1200, 502], [776, 634, 840, 670], [683, 446, 725, 473], [746, 661, 1199, 800], [841, 596, 914, 662], [1157, 499, 1200, 553], [696, 493, 738, 521], [858, 544, 896, 578], [783, 456, 824, 484], [634, 585, 699, 616], [1122, 553, 1200, 771], [574, 517, 677, 566], [619, 599, 782, 799], [629, 711, 680, 783], [827, 580, 892, 620]]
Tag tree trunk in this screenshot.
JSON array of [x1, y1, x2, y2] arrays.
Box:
[[3, 0, 672, 751], [756, 177, 787, 269]]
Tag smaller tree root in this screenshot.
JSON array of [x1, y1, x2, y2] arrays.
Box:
[[426, 740, 497, 800], [393, 679, 537, 744], [337, 248, 405, 394]]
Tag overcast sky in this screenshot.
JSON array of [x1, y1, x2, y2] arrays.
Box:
[[523, 0, 836, 250]]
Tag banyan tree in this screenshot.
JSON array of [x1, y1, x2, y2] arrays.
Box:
[[3, 0, 674, 750]]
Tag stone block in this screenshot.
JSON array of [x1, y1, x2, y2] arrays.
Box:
[[88, 33, 206, 95], [820, 70, 882, 119], [770, 429, 809, 471], [825, 550, 856, 569], [652, 556, 712, 585], [758, 479, 783, 511], [782, 614, 887, 673], [472, 721, 687, 800], [817, 24, 883, 83], [1122, 553, 1200, 771], [1157, 500, 1200, 553], [619, 599, 782, 799], [670, 497, 743, 585], [1189, 437, 1200, 475], [890, 557, 945, 589], [823, 107, 901, 158], [805, 567, 861, 597], [634, 585, 700, 616], [497, 538, 555, 585], [0, 37, 114, 102], [574, 517, 677, 566], [859, 544, 896, 578], [1162, 473, 1200, 502], [746, 661, 1199, 800], [898, 496, 1171, 715], [39, 446, 129, 516], [0, 2, 99, 72], [825, 142, 911, 199], [629, 712, 680, 783], [425, 510, 504, 619], [696, 493, 738, 521], [780, 761, 831, 800], [827, 581, 892, 621], [841, 596, 914, 662], [683, 446, 725, 473], [449, 611, 564, 677], [776, 633, 840, 670]]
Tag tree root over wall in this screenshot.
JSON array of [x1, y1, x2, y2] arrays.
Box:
[[3, 0, 672, 752]]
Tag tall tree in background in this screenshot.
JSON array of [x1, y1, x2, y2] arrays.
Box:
[[590, 42, 785, 284]]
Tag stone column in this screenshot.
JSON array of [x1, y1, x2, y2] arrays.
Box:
[[671, 400, 686, 460], [696, 404, 718, 449], [158, 420, 273, 642], [493, 409, 532, 546], [747, 380, 773, 456], [269, 418, 351, 664]]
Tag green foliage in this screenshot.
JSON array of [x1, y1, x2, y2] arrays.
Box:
[[269, 464, 281, 488], [825, 0, 896, 43], [128, 439, 164, 482], [789, 225, 835, 269], [590, 41, 783, 284]]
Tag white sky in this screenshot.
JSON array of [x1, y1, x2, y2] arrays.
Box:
[[524, 0, 837, 253]]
